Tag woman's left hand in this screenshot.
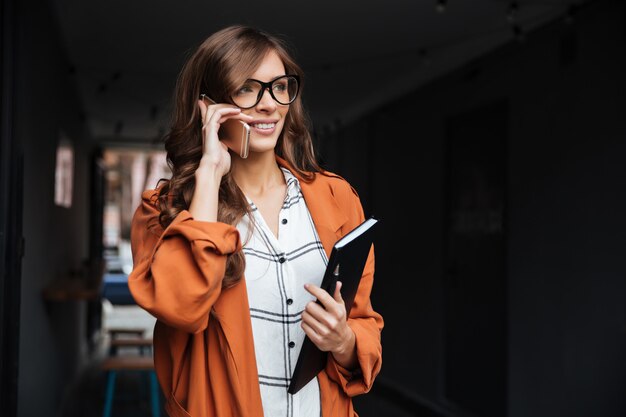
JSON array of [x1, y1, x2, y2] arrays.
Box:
[[302, 282, 357, 369]]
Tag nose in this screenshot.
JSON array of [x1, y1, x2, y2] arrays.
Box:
[[254, 87, 277, 113]]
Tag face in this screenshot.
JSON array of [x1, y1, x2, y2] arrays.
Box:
[[237, 50, 290, 155]]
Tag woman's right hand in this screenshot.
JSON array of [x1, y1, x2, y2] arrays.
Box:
[[196, 98, 254, 182]]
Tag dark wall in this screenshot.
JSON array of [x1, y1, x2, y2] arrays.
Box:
[[504, 3, 624, 415], [322, 1, 625, 416], [15, 0, 94, 416]]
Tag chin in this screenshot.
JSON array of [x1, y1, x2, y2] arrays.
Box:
[[248, 136, 280, 154]]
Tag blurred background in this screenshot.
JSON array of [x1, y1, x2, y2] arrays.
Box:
[[0, 0, 624, 416]]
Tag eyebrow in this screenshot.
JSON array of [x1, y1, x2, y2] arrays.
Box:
[[246, 74, 288, 83]]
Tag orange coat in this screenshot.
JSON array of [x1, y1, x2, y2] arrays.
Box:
[[128, 157, 384, 417]]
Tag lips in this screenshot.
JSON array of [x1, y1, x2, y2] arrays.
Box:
[[248, 119, 280, 135], [249, 119, 279, 128], [251, 122, 276, 130]]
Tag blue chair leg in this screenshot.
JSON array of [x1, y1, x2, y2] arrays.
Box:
[[149, 371, 161, 417], [139, 371, 147, 401], [103, 371, 117, 417]]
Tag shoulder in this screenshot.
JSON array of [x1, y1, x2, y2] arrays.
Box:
[[132, 185, 166, 235], [141, 187, 161, 208], [277, 155, 359, 200], [311, 170, 360, 201], [139, 180, 170, 213], [307, 170, 364, 224]]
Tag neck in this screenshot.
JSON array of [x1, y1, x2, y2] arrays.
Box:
[[230, 151, 285, 196]]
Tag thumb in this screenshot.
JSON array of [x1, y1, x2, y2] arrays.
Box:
[[198, 98, 208, 125], [334, 281, 344, 303]]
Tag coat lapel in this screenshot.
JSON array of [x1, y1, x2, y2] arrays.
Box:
[[276, 156, 348, 257]]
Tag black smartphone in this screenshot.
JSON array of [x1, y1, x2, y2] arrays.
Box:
[[200, 94, 251, 159]]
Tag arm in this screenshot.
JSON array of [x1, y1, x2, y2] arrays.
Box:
[[324, 184, 384, 396], [127, 190, 241, 334], [128, 99, 254, 333]]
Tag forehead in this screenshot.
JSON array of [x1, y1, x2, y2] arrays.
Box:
[[248, 50, 286, 81]]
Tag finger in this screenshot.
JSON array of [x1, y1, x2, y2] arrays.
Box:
[[202, 109, 245, 149], [205, 107, 242, 128], [305, 300, 340, 332], [231, 112, 255, 122], [199, 97, 236, 121], [304, 301, 330, 324], [305, 284, 343, 319], [215, 111, 254, 126], [301, 309, 329, 337], [333, 281, 344, 304], [197, 99, 208, 125], [301, 321, 324, 348], [197, 99, 210, 152], [304, 283, 335, 309], [199, 96, 234, 124], [201, 107, 243, 155]]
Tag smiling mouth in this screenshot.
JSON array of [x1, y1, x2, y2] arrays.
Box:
[[250, 122, 276, 130]]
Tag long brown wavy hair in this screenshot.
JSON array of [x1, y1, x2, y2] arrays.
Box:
[[156, 25, 321, 288]]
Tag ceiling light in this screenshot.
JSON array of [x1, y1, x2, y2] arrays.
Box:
[[507, 2, 519, 23], [436, 0, 447, 13]]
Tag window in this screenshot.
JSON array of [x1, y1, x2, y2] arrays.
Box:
[[54, 133, 74, 208]]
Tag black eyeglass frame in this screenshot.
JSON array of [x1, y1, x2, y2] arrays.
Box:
[[231, 75, 300, 109]]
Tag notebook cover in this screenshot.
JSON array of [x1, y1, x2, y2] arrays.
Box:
[[287, 217, 378, 394]]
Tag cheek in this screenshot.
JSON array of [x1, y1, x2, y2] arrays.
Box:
[[280, 116, 289, 136], [279, 108, 289, 127]]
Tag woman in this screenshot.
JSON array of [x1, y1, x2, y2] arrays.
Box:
[[128, 24, 383, 417]]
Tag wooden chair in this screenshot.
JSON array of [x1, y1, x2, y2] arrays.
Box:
[[101, 328, 159, 416], [105, 326, 145, 339], [100, 355, 160, 417], [108, 337, 153, 356]]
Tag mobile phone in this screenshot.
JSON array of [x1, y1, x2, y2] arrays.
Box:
[[200, 94, 251, 159]]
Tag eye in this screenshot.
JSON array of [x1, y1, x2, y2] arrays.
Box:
[[273, 80, 288, 92], [234, 83, 255, 96]]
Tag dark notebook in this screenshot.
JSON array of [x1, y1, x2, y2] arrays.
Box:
[[287, 216, 379, 394]]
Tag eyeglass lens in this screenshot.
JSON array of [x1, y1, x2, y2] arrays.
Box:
[[232, 76, 299, 108]]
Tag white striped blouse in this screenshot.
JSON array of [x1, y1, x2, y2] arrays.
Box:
[[236, 167, 327, 417]]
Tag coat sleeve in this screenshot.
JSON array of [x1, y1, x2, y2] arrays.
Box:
[[127, 189, 241, 334], [324, 182, 384, 396]]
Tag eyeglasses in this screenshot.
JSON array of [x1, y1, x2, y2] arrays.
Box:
[[230, 75, 300, 109]]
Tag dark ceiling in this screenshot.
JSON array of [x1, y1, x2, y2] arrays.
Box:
[[50, 0, 580, 143]]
